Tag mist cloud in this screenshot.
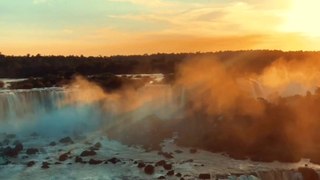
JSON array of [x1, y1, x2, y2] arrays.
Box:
[[60, 55, 320, 162]]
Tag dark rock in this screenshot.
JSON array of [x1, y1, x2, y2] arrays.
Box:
[[3, 146, 19, 157], [199, 173, 211, 179], [75, 156, 83, 163], [159, 151, 174, 159], [55, 162, 62, 165], [108, 157, 120, 164], [298, 167, 319, 180], [14, 143, 23, 152], [133, 161, 138, 164], [94, 142, 102, 149], [138, 162, 146, 168], [26, 148, 39, 155], [190, 148, 197, 154], [155, 160, 166, 167], [175, 150, 183, 154], [144, 165, 155, 175], [41, 162, 50, 169], [158, 176, 166, 179], [89, 159, 103, 165], [163, 163, 172, 170], [167, 170, 175, 176], [49, 141, 56, 146], [80, 150, 96, 157], [26, 161, 35, 167], [59, 153, 69, 161], [59, 137, 74, 144], [176, 173, 182, 177]]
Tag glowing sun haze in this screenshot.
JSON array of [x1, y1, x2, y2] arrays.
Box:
[[0, 0, 319, 55]]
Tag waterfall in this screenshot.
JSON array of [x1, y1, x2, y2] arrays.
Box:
[[0, 88, 102, 137], [250, 79, 265, 99], [0, 85, 183, 137], [0, 88, 65, 121]]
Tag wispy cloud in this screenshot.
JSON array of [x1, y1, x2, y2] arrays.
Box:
[[109, 1, 284, 36], [0, 0, 319, 55]]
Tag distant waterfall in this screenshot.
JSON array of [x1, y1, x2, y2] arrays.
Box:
[[250, 79, 265, 99], [0, 88, 103, 136], [0, 88, 65, 121], [0, 85, 184, 136]]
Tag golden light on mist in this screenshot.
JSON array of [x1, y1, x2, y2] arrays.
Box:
[[281, 0, 320, 37]]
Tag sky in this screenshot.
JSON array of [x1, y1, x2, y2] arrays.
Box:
[[0, 0, 320, 56]]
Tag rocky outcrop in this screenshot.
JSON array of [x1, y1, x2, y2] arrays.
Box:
[[41, 162, 50, 169], [199, 173, 211, 179], [89, 159, 103, 165], [167, 170, 174, 176], [26, 161, 35, 167], [59, 152, 70, 161], [144, 165, 155, 175], [75, 156, 84, 163], [158, 151, 174, 159], [2, 142, 23, 158], [138, 162, 146, 168], [80, 150, 96, 157], [107, 157, 121, 164]]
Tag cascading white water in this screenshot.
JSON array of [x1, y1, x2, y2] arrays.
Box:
[[0, 88, 64, 121], [0, 84, 184, 137], [0, 88, 103, 137]]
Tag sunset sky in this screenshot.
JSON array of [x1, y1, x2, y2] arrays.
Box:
[[0, 0, 319, 55]]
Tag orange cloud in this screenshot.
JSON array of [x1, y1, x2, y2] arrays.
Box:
[[1, 32, 319, 56]]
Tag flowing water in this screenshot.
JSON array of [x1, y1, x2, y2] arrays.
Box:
[[0, 88, 103, 137], [0, 85, 319, 180]]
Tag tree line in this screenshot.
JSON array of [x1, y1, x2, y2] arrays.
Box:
[[0, 50, 319, 78]]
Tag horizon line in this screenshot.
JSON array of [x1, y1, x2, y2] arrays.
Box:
[[2, 49, 320, 58]]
